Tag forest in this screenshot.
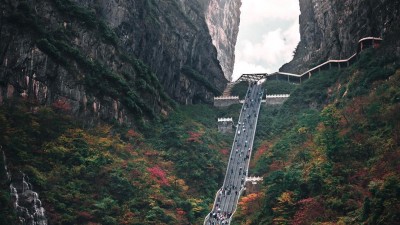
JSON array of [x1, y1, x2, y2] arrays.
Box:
[[232, 48, 400, 225], [1, 45, 400, 225]]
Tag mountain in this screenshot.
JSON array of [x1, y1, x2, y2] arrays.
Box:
[[236, 53, 400, 224], [2, 1, 399, 225], [0, 0, 241, 124], [0, 0, 242, 224], [281, 0, 400, 73], [232, 1, 400, 224]]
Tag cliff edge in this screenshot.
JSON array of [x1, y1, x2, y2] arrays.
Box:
[[206, 0, 241, 81], [281, 0, 400, 73], [0, 0, 241, 123]]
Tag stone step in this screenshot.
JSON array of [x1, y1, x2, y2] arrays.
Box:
[[222, 82, 236, 97]]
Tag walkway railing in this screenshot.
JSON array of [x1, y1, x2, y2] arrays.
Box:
[[236, 37, 383, 83]]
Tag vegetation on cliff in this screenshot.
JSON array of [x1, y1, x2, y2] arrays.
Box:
[[2, 47, 399, 225], [2, 0, 178, 120], [0, 97, 243, 224], [233, 48, 400, 225], [1, 2, 400, 224]]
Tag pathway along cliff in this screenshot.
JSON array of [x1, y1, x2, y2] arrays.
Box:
[[205, 36, 384, 225], [237, 37, 383, 84], [205, 82, 264, 225]]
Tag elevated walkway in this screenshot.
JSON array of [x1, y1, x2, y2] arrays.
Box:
[[236, 37, 383, 84]]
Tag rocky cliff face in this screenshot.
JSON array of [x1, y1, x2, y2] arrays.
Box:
[[0, 0, 240, 123], [98, 0, 232, 103], [205, 0, 241, 81], [281, 0, 400, 73]]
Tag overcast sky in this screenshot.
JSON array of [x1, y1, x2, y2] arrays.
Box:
[[232, 0, 300, 81]]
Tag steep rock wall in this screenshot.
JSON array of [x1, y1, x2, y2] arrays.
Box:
[[97, 0, 231, 103], [206, 0, 241, 81], [0, 0, 241, 124], [281, 0, 400, 73]]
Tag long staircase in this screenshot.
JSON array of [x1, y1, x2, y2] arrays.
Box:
[[206, 36, 383, 225], [205, 82, 264, 225]]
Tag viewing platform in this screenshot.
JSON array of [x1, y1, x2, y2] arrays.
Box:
[[214, 96, 240, 107], [243, 177, 263, 195], [218, 118, 234, 133], [265, 94, 290, 105]]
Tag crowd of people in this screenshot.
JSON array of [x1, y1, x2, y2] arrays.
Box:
[[205, 82, 264, 225]]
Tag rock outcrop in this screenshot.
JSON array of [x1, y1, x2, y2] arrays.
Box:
[[281, 0, 400, 73], [206, 0, 242, 81], [10, 174, 48, 225], [0, 0, 241, 123], [2, 151, 47, 225]]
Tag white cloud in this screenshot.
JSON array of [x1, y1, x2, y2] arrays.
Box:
[[233, 61, 270, 77], [232, 1, 300, 81], [240, 0, 300, 26]]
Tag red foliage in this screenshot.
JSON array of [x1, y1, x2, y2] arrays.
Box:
[[393, 123, 400, 146], [144, 150, 159, 157], [269, 161, 284, 172], [238, 193, 263, 215], [77, 211, 94, 221], [372, 151, 400, 179], [219, 148, 229, 155], [130, 169, 141, 178], [186, 131, 203, 143], [342, 96, 369, 125], [176, 208, 186, 216], [292, 198, 324, 225], [147, 166, 170, 186], [119, 211, 135, 225], [46, 210, 62, 224], [253, 143, 269, 164], [52, 97, 71, 112], [349, 169, 368, 185], [124, 144, 134, 153], [126, 129, 141, 138], [126, 129, 144, 146]]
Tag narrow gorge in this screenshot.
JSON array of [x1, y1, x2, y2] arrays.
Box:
[[1, 0, 400, 224]]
